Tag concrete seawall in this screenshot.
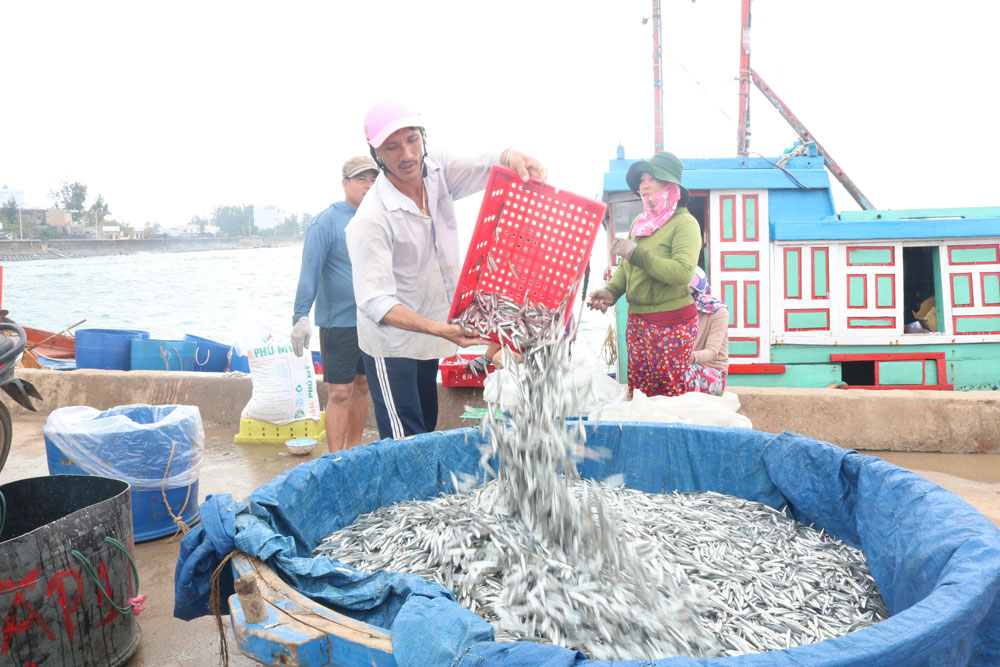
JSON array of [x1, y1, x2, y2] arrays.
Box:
[[8, 368, 1000, 454]]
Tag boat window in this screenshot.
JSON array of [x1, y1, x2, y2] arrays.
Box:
[[608, 197, 643, 236], [841, 360, 875, 387], [902, 246, 941, 333]]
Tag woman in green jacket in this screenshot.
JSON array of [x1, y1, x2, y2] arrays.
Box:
[[587, 151, 702, 397]]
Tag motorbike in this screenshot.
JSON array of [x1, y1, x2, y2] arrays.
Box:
[[0, 313, 43, 473]]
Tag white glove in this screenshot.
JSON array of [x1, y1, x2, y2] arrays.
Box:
[[290, 316, 311, 357]]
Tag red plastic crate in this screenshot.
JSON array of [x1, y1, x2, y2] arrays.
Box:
[[439, 354, 495, 388], [449, 166, 607, 343]]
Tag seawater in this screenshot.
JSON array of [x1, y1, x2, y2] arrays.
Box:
[[3, 244, 617, 367]]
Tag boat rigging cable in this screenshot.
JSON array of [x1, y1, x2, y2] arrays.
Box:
[[728, 0, 876, 209], [751, 152, 820, 191]]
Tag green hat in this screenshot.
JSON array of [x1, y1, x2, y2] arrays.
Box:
[[625, 151, 688, 199]]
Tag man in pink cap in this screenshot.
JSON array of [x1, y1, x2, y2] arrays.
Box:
[[346, 101, 547, 440]]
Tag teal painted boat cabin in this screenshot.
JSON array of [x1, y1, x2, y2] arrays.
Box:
[[601, 145, 1000, 390]]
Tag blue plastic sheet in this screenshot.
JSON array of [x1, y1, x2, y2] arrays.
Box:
[[175, 424, 1000, 666]]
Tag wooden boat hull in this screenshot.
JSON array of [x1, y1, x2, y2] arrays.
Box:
[[24, 326, 75, 360]]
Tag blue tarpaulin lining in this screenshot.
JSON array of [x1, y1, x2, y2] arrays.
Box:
[[174, 423, 1000, 666]]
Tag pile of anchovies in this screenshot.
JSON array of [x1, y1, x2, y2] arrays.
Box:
[[314, 313, 890, 659], [450, 290, 565, 349], [314, 479, 888, 658]]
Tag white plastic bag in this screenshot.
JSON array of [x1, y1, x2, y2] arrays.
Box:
[[590, 389, 753, 429], [240, 333, 321, 425], [483, 368, 522, 408], [42, 404, 205, 491], [589, 369, 627, 410], [483, 363, 626, 415]]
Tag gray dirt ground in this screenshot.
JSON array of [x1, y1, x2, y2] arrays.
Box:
[[4, 413, 998, 666]]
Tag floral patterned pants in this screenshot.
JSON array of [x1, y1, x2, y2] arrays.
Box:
[[625, 314, 697, 397], [689, 363, 728, 396]]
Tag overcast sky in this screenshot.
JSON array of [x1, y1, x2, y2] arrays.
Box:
[[3, 0, 998, 227]]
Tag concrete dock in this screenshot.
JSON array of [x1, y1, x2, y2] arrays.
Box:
[[2, 368, 998, 666]]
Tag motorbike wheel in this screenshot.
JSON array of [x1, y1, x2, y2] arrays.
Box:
[[0, 401, 10, 474]]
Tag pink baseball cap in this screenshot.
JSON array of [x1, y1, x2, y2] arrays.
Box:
[[364, 101, 423, 149]]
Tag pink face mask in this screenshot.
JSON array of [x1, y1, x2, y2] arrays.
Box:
[[632, 182, 681, 237]]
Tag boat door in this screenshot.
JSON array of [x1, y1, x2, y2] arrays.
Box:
[[707, 190, 770, 363]]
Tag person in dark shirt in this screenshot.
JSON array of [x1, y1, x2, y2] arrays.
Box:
[[291, 156, 378, 452]]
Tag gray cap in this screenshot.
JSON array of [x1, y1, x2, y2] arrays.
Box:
[[342, 155, 378, 178]]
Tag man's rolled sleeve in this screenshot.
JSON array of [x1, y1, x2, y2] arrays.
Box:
[[365, 295, 400, 325], [347, 213, 398, 325]]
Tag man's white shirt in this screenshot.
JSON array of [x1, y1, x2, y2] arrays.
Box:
[[346, 149, 500, 359]]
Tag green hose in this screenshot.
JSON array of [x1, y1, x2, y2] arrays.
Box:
[[71, 536, 141, 614]]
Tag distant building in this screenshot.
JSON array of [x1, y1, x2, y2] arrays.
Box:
[[253, 205, 284, 231], [45, 210, 74, 227], [65, 225, 98, 239], [101, 225, 121, 240]]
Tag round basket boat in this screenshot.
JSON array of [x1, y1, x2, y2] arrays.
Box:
[[181, 423, 1000, 666]]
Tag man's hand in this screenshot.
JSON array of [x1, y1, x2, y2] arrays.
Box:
[[611, 237, 638, 261], [290, 316, 311, 357], [507, 150, 548, 183], [587, 288, 615, 313], [438, 323, 490, 348]]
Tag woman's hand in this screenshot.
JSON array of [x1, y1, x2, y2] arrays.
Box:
[[611, 238, 637, 260], [587, 288, 615, 312], [465, 353, 493, 376], [490, 346, 522, 369]]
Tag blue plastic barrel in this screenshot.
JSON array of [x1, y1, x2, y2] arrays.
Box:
[[182, 334, 231, 372], [131, 339, 197, 371], [43, 404, 202, 543], [75, 328, 149, 370], [230, 351, 250, 373]]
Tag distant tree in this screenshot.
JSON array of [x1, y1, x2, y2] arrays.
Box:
[[144, 222, 163, 236], [39, 226, 62, 241], [89, 194, 111, 223], [190, 215, 210, 232], [211, 204, 254, 237], [275, 212, 299, 236], [1, 196, 17, 229], [50, 181, 88, 219], [301, 212, 313, 228]]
